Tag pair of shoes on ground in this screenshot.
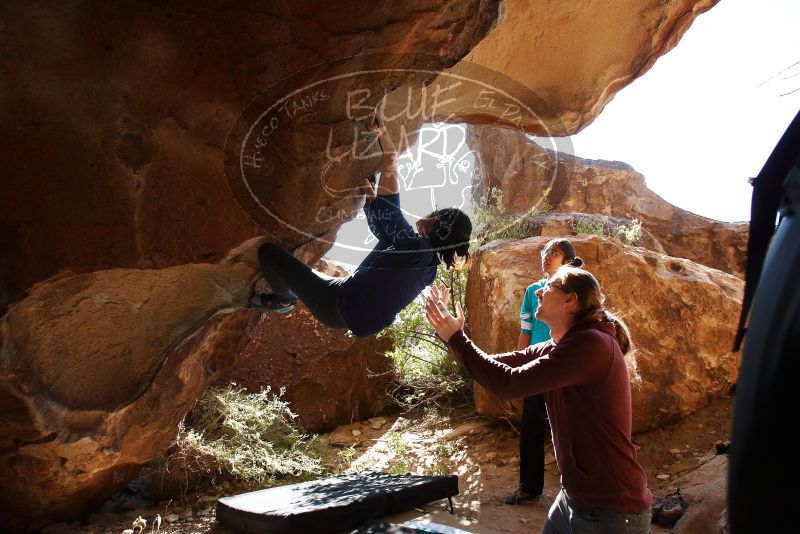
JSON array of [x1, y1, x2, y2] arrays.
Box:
[[651, 488, 688, 527], [249, 293, 298, 314], [503, 487, 541, 505]]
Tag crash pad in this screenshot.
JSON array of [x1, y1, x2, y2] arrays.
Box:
[[216, 472, 459, 533]]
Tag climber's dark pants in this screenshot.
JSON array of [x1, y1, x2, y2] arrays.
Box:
[[257, 243, 347, 329]]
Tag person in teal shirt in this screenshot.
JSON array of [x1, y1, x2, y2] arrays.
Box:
[[519, 279, 553, 345], [506, 238, 583, 504]]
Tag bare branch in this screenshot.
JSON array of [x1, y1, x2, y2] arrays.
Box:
[[757, 60, 800, 87]]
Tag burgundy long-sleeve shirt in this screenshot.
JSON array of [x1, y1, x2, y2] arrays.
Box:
[[447, 320, 652, 514]]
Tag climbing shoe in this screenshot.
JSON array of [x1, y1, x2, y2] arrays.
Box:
[[249, 293, 298, 314], [503, 487, 540, 505]]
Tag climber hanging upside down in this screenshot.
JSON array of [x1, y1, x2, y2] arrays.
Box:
[[249, 105, 473, 337]]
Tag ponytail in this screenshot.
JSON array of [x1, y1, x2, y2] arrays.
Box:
[[568, 256, 584, 268], [553, 266, 640, 384], [605, 310, 640, 384]]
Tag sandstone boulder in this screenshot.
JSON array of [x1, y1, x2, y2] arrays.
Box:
[[465, 235, 742, 432], [0, 2, 735, 528], [670, 455, 728, 533], [0, 263, 257, 529], [0, 239, 398, 527], [0, 1, 502, 311], [213, 304, 396, 433], [469, 125, 748, 276], [214, 256, 395, 433], [431, 0, 719, 134]]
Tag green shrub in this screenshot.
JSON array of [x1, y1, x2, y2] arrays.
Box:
[[473, 187, 549, 245], [335, 445, 358, 473], [153, 387, 326, 493], [612, 218, 642, 245], [573, 216, 642, 246], [380, 267, 472, 412], [573, 217, 606, 237], [380, 186, 565, 413], [387, 431, 408, 456]]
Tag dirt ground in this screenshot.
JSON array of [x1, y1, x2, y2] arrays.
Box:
[[47, 395, 733, 534]]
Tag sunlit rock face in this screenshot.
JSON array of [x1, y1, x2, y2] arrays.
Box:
[[466, 235, 743, 433], [212, 257, 396, 434], [0, 254, 394, 528], [0, 2, 502, 528], [468, 125, 747, 277], [671, 456, 729, 533], [0, 0, 502, 313], [213, 304, 396, 434], [0, 0, 728, 528], [431, 0, 720, 135], [0, 0, 725, 312], [0, 263, 257, 530]]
